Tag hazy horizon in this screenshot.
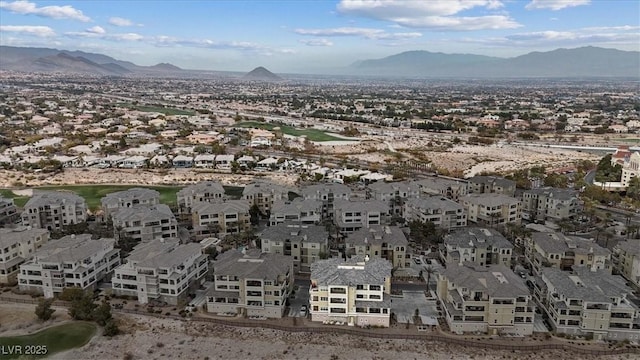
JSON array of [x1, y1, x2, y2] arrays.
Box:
[[1, 0, 639, 73]]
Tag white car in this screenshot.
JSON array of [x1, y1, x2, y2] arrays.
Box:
[[300, 305, 308, 314]]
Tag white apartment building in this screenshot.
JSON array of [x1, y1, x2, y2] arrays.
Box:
[[460, 194, 521, 227], [242, 181, 290, 215], [111, 240, 208, 305], [403, 196, 467, 230], [111, 204, 178, 243], [521, 187, 579, 222], [0, 227, 49, 284], [534, 267, 640, 341], [0, 195, 18, 225], [437, 263, 535, 335], [442, 227, 513, 267], [101, 187, 160, 218], [309, 256, 392, 327], [615, 241, 640, 287], [261, 222, 328, 273], [191, 200, 251, 239], [21, 191, 87, 231], [269, 198, 322, 226], [526, 232, 611, 274], [301, 183, 351, 217], [206, 249, 293, 318], [345, 225, 409, 269], [18, 234, 120, 298], [621, 152, 640, 188], [176, 181, 226, 214], [333, 199, 389, 234]]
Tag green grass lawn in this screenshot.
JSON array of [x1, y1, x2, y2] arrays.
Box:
[[3, 185, 249, 211], [236, 121, 350, 142], [0, 322, 97, 359]]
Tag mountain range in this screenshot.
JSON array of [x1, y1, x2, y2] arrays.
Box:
[[1, 45, 638, 78]]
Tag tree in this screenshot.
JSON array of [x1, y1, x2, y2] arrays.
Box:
[[35, 298, 55, 321], [68, 289, 97, 321], [103, 319, 120, 337], [424, 266, 435, 290], [627, 176, 640, 201], [93, 300, 112, 326]]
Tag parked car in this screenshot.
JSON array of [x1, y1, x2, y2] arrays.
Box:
[[300, 305, 308, 315]]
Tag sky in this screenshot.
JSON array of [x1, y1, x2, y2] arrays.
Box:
[[1, 0, 639, 73]]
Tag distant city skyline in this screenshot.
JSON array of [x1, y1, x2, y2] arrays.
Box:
[[1, 0, 639, 73]]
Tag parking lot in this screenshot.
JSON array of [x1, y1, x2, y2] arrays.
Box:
[[287, 284, 310, 317]]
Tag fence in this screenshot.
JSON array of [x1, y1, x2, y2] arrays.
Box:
[[2, 296, 638, 356]]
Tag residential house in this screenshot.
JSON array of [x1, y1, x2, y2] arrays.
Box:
[[172, 155, 193, 168], [261, 222, 328, 273], [119, 156, 148, 169], [437, 262, 534, 335], [111, 204, 178, 243], [533, 267, 640, 340], [269, 198, 322, 226], [301, 183, 351, 218], [0, 195, 18, 225], [176, 181, 225, 214], [442, 227, 513, 267], [194, 154, 217, 168], [460, 194, 521, 227], [242, 181, 290, 215], [18, 234, 120, 298], [215, 154, 235, 169], [467, 176, 516, 197], [249, 129, 275, 147], [615, 241, 640, 287], [21, 191, 87, 231], [111, 239, 208, 305], [191, 200, 251, 239], [101, 187, 160, 218], [0, 227, 49, 284], [526, 232, 611, 274], [521, 187, 579, 222], [309, 256, 392, 327], [345, 225, 409, 269], [206, 249, 293, 318], [333, 199, 389, 234], [403, 196, 467, 230]]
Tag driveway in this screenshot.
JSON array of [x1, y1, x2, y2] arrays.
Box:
[[288, 284, 310, 317], [391, 290, 438, 325]]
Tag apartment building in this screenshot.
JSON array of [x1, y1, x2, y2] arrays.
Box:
[[333, 199, 389, 234], [260, 222, 328, 273], [101, 187, 160, 218], [111, 240, 208, 305], [521, 187, 579, 222], [460, 194, 521, 226], [526, 232, 611, 274], [269, 198, 322, 226], [467, 176, 516, 197], [176, 181, 226, 214], [437, 262, 534, 335], [18, 234, 120, 298], [242, 181, 290, 215], [191, 200, 251, 239], [442, 227, 513, 267], [403, 196, 467, 230], [534, 266, 640, 340], [614, 241, 640, 287], [21, 191, 87, 231], [309, 256, 392, 327], [206, 249, 293, 318], [0, 227, 49, 284], [367, 181, 420, 216], [301, 183, 351, 217], [111, 204, 178, 243], [0, 195, 18, 225], [345, 225, 409, 269], [413, 177, 468, 201]]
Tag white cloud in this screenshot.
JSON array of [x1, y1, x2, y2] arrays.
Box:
[[295, 27, 421, 40], [112, 33, 143, 41], [108, 16, 133, 27], [86, 26, 105, 34], [525, 0, 590, 11], [336, 0, 520, 30], [0, 0, 90, 21], [150, 35, 290, 56], [0, 24, 55, 37], [299, 38, 334, 46]]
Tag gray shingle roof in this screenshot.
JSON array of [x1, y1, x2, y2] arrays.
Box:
[[442, 262, 529, 298], [271, 198, 322, 214], [523, 187, 577, 201], [177, 181, 225, 198], [541, 266, 633, 303], [191, 200, 250, 214], [444, 227, 512, 250], [214, 249, 292, 280], [111, 204, 175, 223], [405, 196, 464, 212], [33, 234, 115, 263], [101, 188, 160, 207], [617, 240, 640, 256], [260, 222, 328, 245], [346, 225, 408, 247], [300, 183, 351, 198], [532, 232, 610, 256], [469, 176, 515, 188], [461, 193, 520, 207], [23, 190, 85, 209], [0, 227, 48, 248], [124, 238, 181, 264], [137, 242, 203, 269], [311, 256, 392, 287]]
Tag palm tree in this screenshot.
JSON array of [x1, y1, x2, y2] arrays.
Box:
[[424, 266, 435, 291]]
